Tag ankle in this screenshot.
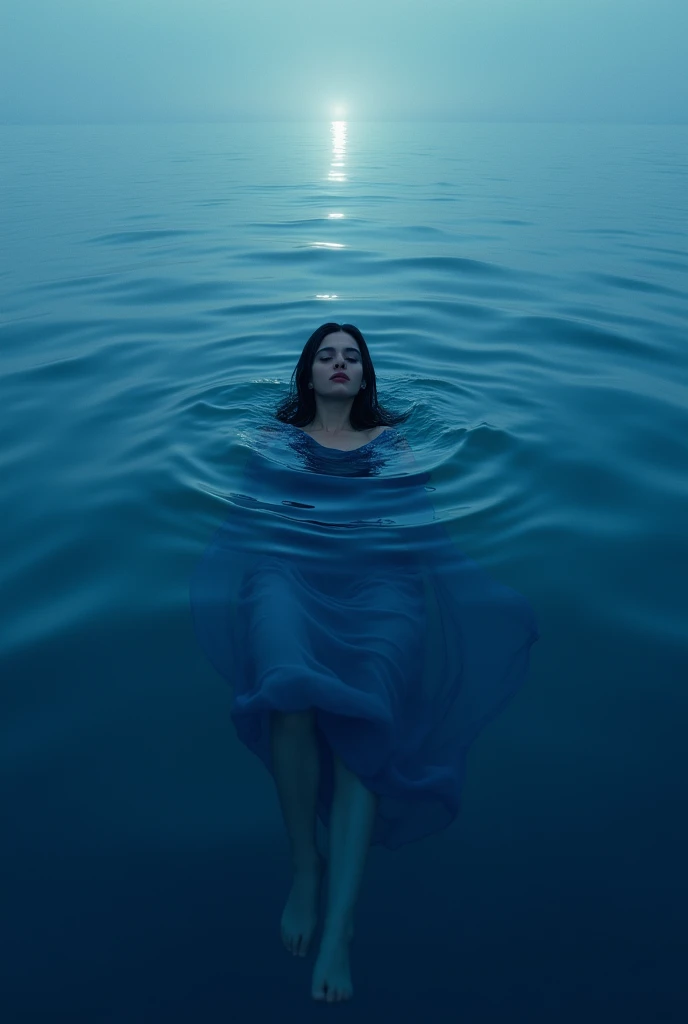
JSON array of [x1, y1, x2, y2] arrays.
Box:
[[321, 913, 354, 943]]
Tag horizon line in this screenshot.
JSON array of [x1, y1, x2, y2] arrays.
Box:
[[1, 117, 686, 127]]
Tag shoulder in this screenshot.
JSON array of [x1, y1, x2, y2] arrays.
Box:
[[368, 425, 395, 441]]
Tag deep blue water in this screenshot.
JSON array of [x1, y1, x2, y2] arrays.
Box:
[[2, 121, 687, 1022]]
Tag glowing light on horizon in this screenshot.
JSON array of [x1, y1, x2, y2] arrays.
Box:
[[327, 213, 344, 219]]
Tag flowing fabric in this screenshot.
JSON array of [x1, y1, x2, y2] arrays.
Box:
[[189, 423, 540, 850]]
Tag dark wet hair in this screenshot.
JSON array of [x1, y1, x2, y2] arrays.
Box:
[[273, 322, 412, 430]]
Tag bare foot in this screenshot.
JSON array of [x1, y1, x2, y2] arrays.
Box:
[[281, 854, 325, 957], [311, 924, 355, 1003]]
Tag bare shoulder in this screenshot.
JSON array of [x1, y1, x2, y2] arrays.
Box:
[[368, 425, 395, 441]]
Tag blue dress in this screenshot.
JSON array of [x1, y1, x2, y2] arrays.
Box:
[[189, 423, 540, 850]]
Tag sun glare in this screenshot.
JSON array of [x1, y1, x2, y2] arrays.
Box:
[[328, 119, 347, 182]]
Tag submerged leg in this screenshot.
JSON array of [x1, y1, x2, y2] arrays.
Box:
[[270, 709, 325, 957], [312, 751, 378, 1003]]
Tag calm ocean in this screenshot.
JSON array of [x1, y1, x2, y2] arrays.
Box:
[[2, 121, 687, 1021]]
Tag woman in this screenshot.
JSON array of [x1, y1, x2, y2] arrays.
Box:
[[189, 322, 539, 1003]]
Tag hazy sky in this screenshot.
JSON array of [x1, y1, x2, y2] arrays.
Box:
[[1, 0, 686, 123]]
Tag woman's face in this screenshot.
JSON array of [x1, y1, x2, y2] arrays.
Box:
[[310, 331, 364, 396]]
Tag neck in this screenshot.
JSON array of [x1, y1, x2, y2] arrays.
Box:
[[310, 400, 355, 434]]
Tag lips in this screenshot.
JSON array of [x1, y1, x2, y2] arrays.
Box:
[[330, 373, 349, 381]]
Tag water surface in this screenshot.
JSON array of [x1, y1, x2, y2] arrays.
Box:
[[1, 121, 687, 1022]]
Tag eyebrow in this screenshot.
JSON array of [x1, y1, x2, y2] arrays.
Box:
[[316, 346, 361, 355]]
